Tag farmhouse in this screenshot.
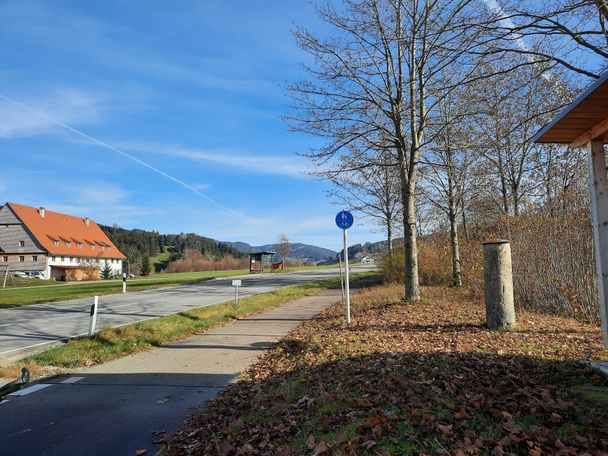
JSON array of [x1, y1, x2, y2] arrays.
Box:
[[0, 202, 126, 281]]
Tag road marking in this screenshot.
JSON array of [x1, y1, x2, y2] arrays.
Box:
[[60, 376, 84, 384], [8, 383, 51, 396]]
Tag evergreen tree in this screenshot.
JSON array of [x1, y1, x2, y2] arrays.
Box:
[[141, 256, 152, 276], [101, 262, 114, 280]]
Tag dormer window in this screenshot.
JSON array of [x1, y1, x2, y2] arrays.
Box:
[[90, 244, 96, 250], [54, 241, 59, 247], [101, 245, 105, 251], [66, 242, 72, 248], [77, 243, 83, 249], [18, 240, 25, 247]]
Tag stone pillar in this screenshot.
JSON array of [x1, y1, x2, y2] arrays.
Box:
[[483, 239, 515, 330]]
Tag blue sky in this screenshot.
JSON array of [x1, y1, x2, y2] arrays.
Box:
[[0, 0, 384, 251]]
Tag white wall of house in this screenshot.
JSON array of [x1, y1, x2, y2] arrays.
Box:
[[45, 256, 123, 279]]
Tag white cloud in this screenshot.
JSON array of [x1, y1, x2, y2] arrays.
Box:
[[72, 185, 129, 206], [0, 89, 103, 138], [118, 141, 312, 179], [481, 0, 529, 52]]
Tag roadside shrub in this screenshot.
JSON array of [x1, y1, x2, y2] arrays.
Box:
[[380, 250, 404, 283], [164, 249, 249, 273], [418, 235, 452, 286], [415, 210, 599, 323], [380, 238, 452, 286]]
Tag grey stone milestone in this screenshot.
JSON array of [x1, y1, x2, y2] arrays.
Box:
[[483, 240, 515, 330]]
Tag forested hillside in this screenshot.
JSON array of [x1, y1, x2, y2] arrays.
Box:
[[101, 225, 243, 272], [227, 241, 336, 263]]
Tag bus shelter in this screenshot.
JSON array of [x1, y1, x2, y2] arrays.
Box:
[[534, 71, 608, 348], [247, 250, 276, 273]]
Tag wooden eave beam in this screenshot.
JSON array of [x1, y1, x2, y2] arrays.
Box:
[[570, 116, 608, 148]]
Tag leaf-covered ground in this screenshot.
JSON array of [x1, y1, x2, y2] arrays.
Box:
[[166, 284, 608, 455]]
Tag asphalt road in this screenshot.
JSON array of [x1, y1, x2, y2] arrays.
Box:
[[0, 267, 365, 362]]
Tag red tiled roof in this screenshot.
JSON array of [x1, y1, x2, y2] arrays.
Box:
[[7, 202, 126, 259]]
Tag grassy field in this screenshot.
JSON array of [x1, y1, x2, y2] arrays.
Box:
[[166, 284, 608, 455], [0, 271, 376, 381]]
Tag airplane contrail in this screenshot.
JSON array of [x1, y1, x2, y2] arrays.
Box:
[[0, 93, 243, 217]]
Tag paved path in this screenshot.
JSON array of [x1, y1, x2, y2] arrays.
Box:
[[0, 288, 345, 456], [0, 267, 370, 363]]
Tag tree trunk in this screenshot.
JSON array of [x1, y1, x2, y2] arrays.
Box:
[[461, 199, 470, 242], [386, 219, 393, 255], [449, 201, 462, 287], [403, 182, 420, 301]]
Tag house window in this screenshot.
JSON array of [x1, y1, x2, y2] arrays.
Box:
[[32, 256, 38, 262], [53, 240, 59, 247], [2, 256, 7, 262], [19, 256, 24, 262], [19, 240, 25, 247], [52, 256, 56, 261], [61, 256, 65, 262], [70, 257, 74, 262]]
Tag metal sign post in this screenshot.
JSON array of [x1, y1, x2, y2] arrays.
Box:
[[122, 272, 127, 293], [336, 210, 354, 324], [232, 279, 242, 309], [338, 253, 345, 306], [88, 295, 99, 338]]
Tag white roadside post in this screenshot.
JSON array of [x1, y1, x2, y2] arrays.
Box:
[[122, 272, 127, 293], [336, 210, 354, 324], [88, 295, 99, 338], [232, 279, 242, 309]]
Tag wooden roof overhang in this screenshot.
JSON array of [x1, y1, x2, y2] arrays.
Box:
[[534, 72, 608, 147], [247, 251, 276, 257]]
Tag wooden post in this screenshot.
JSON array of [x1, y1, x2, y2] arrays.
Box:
[[483, 240, 515, 330], [2, 265, 8, 289], [587, 139, 608, 348]]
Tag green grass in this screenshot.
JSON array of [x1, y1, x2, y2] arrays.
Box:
[[0, 275, 65, 288], [0, 271, 376, 378], [150, 252, 173, 272]]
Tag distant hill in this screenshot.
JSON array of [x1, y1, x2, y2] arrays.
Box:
[[101, 225, 243, 272], [227, 241, 337, 263]]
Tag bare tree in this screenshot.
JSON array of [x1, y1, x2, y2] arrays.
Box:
[[287, 0, 493, 301], [531, 143, 588, 214], [278, 234, 291, 265], [327, 150, 402, 254], [420, 92, 479, 287], [479, 0, 608, 79], [468, 59, 563, 216]]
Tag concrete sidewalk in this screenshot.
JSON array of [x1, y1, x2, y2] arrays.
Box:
[[85, 288, 343, 382], [0, 288, 346, 456]]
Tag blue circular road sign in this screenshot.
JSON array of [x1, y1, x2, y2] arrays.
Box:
[[335, 210, 354, 230]]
